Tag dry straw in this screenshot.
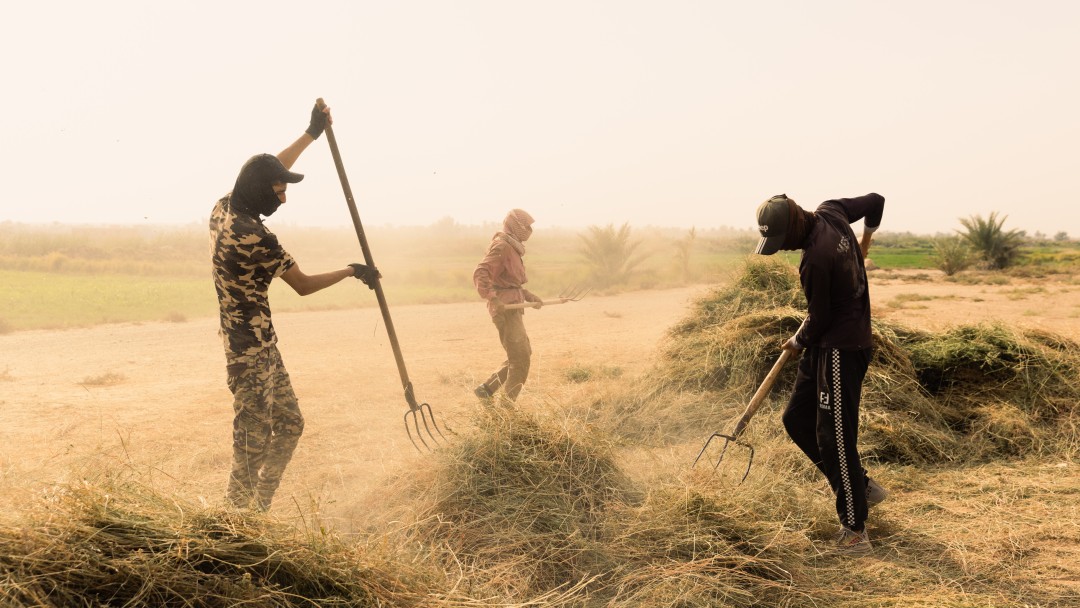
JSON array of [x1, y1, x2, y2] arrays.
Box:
[[367, 406, 813, 606], [0, 479, 444, 607], [635, 257, 1080, 463]]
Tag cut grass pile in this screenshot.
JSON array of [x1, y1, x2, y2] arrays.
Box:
[[5, 408, 1073, 607], [369, 408, 805, 605], [646, 257, 1080, 463], [0, 479, 444, 607]]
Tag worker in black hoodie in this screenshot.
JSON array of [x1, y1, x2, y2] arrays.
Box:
[[753, 192, 886, 555]]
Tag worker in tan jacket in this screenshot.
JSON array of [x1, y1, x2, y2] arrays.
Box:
[[472, 209, 543, 402]]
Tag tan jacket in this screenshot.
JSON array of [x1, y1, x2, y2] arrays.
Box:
[[473, 234, 536, 317]]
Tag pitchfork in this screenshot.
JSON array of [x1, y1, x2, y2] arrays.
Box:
[[692, 348, 793, 482], [317, 98, 447, 452], [503, 285, 592, 310]]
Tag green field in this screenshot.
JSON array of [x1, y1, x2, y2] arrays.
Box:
[[4, 222, 1076, 333], [0, 223, 751, 332]]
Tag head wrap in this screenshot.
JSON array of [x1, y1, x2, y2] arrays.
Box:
[[503, 209, 534, 243], [229, 154, 304, 218], [498, 209, 534, 255], [780, 199, 816, 251]]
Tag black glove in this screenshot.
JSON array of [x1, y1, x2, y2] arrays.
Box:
[[349, 263, 380, 289], [306, 104, 328, 139]]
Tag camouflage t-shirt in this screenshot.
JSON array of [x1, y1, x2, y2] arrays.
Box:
[[210, 195, 296, 357]]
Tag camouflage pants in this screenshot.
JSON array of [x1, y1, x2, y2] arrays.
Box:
[[482, 309, 532, 401], [224, 345, 304, 511]]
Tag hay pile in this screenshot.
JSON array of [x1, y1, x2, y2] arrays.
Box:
[[0, 410, 840, 607], [894, 323, 1080, 459], [648, 257, 1080, 463], [394, 408, 632, 596], [597, 480, 814, 606], [0, 480, 442, 607], [659, 257, 806, 399], [371, 407, 809, 605]]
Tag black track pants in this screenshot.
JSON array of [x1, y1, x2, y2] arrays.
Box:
[[782, 346, 871, 531]]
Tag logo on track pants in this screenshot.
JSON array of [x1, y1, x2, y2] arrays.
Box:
[[818, 391, 831, 411]]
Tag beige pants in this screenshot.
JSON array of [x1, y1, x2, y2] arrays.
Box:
[[482, 309, 532, 400]]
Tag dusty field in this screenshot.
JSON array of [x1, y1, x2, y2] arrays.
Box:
[[0, 286, 707, 523], [871, 268, 1080, 335], [1, 269, 1077, 531]]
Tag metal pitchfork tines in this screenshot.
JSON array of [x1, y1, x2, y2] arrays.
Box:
[[503, 284, 592, 310], [402, 381, 446, 451], [693, 349, 793, 482], [317, 97, 447, 451]]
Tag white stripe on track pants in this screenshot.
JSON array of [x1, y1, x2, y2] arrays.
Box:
[[782, 346, 872, 531]]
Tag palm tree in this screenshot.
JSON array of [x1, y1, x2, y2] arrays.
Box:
[[579, 223, 649, 287], [673, 227, 697, 282], [958, 212, 1024, 270]]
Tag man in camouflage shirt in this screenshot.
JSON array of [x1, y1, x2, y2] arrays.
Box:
[[210, 104, 379, 511]]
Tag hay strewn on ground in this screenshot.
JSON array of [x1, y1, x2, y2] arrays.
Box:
[[0, 412, 816, 607], [5, 408, 1074, 607], [3, 257, 1078, 607]]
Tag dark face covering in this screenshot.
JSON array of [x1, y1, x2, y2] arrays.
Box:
[[781, 199, 817, 251], [230, 154, 294, 218]]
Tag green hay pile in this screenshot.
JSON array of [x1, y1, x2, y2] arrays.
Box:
[[372, 408, 809, 605], [861, 321, 1080, 462], [661, 257, 806, 395], [899, 323, 1080, 458], [670, 255, 805, 337], [0, 480, 441, 607], [649, 258, 1080, 463], [661, 308, 804, 394]]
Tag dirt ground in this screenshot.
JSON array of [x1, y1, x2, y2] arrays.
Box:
[[1, 269, 1077, 527], [0, 285, 708, 522], [870, 268, 1080, 335]]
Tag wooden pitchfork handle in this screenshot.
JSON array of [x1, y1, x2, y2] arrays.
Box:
[[503, 299, 570, 310], [315, 98, 445, 450], [692, 348, 794, 475], [728, 348, 794, 440]]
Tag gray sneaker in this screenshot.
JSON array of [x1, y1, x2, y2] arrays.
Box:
[[866, 477, 888, 507], [834, 477, 889, 508], [834, 526, 872, 555]]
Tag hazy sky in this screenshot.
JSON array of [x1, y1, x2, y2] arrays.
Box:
[[2, 1, 1078, 235]]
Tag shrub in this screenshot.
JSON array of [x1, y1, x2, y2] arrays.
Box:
[[930, 235, 972, 276]]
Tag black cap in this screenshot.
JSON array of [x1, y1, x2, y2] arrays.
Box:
[[239, 153, 304, 184], [753, 194, 792, 255]]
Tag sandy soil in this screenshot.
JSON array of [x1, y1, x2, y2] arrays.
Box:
[[1, 270, 1077, 525], [0, 285, 707, 521], [870, 268, 1080, 334]]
